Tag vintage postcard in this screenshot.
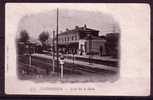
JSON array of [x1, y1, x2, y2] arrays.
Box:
[[5, 3, 150, 96]]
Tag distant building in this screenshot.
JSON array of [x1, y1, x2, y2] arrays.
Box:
[[17, 39, 43, 55], [53, 24, 106, 56]]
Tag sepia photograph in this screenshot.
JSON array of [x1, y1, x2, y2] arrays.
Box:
[[16, 8, 120, 83], [5, 3, 150, 96]]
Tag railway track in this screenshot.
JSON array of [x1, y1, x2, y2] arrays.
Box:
[[18, 55, 109, 75], [65, 55, 118, 67]]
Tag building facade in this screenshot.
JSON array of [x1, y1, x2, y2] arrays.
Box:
[[54, 24, 106, 56], [78, 38, 106, 56]]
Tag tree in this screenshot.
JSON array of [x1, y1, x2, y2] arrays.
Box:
[[38, 31, 50, 51], [17, 30, 29, 55], [38, 31, 49, 44], [19, 30, 29, 42], [105, 33, 119, 58]]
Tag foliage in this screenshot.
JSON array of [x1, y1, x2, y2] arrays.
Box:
[[38, 31, 49, 43], [38, 31, 50, 51], [19, 30, 29, 42], [105, 33, 119, 58]]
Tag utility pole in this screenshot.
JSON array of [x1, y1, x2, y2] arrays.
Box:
[[56, 8, 59, 74], [52, 30, 55, 73], [88, 34, 92, 64]]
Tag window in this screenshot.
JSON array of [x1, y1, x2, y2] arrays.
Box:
[[67, 37, 69, 41], [75, 35, 77, 40], [72, 36, 74, 41], [61, 37, 63, 43]]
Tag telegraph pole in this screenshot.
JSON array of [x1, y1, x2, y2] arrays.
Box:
[[56, 8, 59, 74], [88, 34, 92, 64], [52, 30, 55, 73]]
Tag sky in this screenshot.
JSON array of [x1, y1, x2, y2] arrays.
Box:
[[17, 9, 120, 39]]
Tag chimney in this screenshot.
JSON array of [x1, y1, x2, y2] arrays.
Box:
[[75, 26, 79, 29], [66, 28, 69, 31], [84, 24, 87, 30]]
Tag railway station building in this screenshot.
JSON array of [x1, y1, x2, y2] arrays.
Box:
[[55, 24, 106, 56]]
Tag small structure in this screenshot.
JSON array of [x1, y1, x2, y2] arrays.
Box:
[[79, 37, 106, 56]]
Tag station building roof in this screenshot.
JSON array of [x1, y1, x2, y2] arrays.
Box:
[[59, 24, 99, 36]]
